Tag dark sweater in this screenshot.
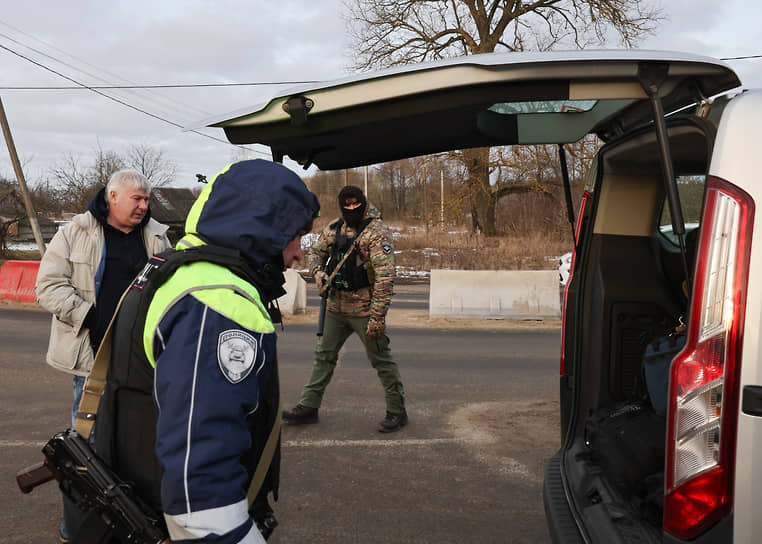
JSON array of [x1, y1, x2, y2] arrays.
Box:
[[86, 188, 150, 350]]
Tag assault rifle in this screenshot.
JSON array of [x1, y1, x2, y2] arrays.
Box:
[[316, 285, 330, 337], [16, 430, 167, 544]]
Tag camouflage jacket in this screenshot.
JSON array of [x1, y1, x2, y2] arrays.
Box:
[[308, 204, 395, 319]]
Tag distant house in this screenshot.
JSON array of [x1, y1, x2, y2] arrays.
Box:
[[149, 187, 197, 244], [4, 214, 58, 242], [1, 191, 56, 245]]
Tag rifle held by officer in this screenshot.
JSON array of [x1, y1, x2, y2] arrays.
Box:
[[16, 430, 167, 544]]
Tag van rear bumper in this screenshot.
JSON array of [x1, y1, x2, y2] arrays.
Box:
[[545, 447, 734, 543], [663, 514, 732, 544], [543, 450, 584, 543]]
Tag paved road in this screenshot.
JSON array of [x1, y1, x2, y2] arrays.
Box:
[[1, 296, 561, 544]]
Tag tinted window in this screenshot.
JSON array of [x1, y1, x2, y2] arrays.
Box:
[[658, 175, 705, 244]]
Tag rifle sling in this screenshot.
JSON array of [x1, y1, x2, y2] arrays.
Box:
[[320, 217, 373, 295]]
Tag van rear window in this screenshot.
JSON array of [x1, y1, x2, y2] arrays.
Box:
[[658, 175, 705, 245], [488, 100, 597, 114]]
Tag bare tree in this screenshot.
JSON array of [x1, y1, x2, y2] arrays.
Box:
[[29, 177, 67, 217], [125, 143, 177, 187], [345, 0, 662, 235], [50, 154, 102, 212], [50, 144, 177, 212], [377, 159, 414, 220], [92, 146, 125, 187], [304, 169, 347, 220], [0, 179, 23, 252], [347, 0, 661, 69]]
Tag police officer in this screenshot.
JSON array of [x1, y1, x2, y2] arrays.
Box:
[[283, 185, 407, 432], [92, 160, 320, 543]]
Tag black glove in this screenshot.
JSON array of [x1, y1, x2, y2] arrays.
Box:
[[250, 496, 278, 540]]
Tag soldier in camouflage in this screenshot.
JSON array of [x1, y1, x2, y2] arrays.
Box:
[[283, 185, 408, 432]]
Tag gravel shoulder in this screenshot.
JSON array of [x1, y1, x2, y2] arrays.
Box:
[[288, 306, 560, 330], [1, 298, 560, 330]]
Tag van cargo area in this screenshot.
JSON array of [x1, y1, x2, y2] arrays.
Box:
[[548, 115, 718, 543]]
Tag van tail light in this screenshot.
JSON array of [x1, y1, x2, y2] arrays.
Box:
[[664, 177, 754, 540], [560, 191, 591, 375]]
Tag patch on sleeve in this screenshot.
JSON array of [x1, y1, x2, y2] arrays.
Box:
[[217, 330, 258, 384], [381, 241, 393, 254]]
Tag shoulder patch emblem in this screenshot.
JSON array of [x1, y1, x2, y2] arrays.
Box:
[[381, 241, 393, 254], [217, 330, 258, 384]]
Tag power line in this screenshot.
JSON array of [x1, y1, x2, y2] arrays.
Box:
[[0, 20, 220, 118], [3, 59, 758, 89], [0, 28, 212, 118], [720, 54, 762, 60], [0, 81, 318, 90], [0, 41, 269, 157]]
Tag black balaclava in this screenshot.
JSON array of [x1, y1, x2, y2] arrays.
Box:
[[338, 185, 367, 229]]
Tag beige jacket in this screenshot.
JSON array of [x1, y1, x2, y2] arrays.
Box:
[[35, 211, 171, 376]]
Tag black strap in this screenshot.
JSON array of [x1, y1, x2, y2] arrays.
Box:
[[326, 217, 374, 289]]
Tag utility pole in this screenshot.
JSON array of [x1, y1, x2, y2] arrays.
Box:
[[440, 169, 444, 228], [0, 97, 45, 257], [423, 163, 429, 234]]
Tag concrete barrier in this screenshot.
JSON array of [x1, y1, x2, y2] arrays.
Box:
[[278, 268, 307, 314], [429, 269, 560, 319], [0, 260, 40, 302]]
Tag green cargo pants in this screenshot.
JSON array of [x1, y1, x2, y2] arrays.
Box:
[[299, 311, 406, 414]]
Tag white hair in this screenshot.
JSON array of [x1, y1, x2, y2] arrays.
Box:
[[106, 169, 150, 195]]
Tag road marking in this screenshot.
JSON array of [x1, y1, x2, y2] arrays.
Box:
[[2, 437, 474, 450], [284, 437, 473, 448], [1, 440, 45, 448], [4, 436, 537, 481]]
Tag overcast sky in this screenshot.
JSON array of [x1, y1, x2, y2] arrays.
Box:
[[1, 1, 760, 190]]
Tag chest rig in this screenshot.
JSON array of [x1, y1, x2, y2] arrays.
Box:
[[325, 218, 373, 290]]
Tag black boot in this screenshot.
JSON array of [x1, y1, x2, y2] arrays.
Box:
[[378, 410, 408, 433], [282, 404, 319, 424]]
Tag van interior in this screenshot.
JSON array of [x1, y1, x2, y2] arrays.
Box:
[[556, 112, 718, 542]]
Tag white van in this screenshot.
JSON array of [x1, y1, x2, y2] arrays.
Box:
[[193, 50, 760, 543]]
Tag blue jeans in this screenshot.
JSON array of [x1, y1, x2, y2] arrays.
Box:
[[71, 375, 86, 428]]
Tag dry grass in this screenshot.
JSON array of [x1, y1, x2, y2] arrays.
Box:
[[3, 223, 572, 273], [0, 249, 42, 262], [308, 215, 570, 272], [390, 224, 570, 272]]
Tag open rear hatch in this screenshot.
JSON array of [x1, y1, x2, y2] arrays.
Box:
[[189, 50, 740, 170]]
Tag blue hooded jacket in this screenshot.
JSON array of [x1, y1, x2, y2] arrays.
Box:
[[182, 159, 319, 267], [148, 160, 319, 544]]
